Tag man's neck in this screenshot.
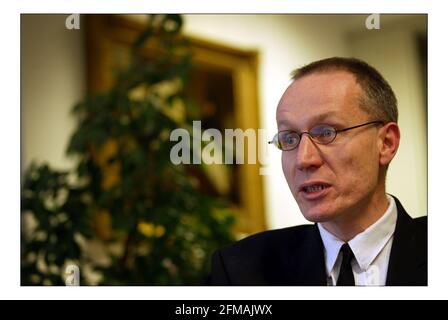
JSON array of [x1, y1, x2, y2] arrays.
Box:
[[321, 192, 390, 242]]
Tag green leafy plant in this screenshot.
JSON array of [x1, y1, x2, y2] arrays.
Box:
[[21, 15, 235, 286]]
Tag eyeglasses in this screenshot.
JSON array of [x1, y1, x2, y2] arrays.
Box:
[[269, 121, 384, 151]]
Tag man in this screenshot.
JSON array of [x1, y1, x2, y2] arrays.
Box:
[[207, 57, 427, 286]]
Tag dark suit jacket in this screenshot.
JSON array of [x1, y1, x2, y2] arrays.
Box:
[[207, 196, 427, 286]]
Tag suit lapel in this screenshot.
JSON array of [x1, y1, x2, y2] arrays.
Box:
[[386, 196, 427, 285], [280, 196, 426, 286], [286, 225, 327, 285]]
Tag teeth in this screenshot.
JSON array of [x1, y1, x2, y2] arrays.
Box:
[[305, 185, 326, 193]]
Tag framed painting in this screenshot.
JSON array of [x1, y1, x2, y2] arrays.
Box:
[[85, 14, 266, 236]]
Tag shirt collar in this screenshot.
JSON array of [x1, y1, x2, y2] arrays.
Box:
[[318, 223, 344, 276], [318, 194, 397, 274]]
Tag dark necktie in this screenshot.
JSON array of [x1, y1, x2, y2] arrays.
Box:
[[337, 243, 355, 286]]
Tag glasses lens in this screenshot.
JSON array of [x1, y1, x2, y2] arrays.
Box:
[[309, 124, 336, 144], [277, 131, 300, 150]]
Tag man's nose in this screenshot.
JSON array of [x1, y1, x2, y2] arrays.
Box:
[[296, 134, 324, 171]]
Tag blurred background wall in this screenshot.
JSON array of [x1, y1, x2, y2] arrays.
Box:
[[22, 14, 427, 232]]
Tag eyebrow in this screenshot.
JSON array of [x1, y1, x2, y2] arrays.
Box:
[[277, 111, 341, 128]]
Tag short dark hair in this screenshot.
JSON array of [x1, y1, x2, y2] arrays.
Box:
[[291, 57, 398, 123]]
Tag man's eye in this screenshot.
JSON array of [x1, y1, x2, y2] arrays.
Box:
[[312, 125, 335, 138], [283, 133, 298, 145], [321, 128, 333, 137]]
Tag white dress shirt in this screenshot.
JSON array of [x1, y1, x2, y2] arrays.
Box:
[[317, 195, 397, 286]]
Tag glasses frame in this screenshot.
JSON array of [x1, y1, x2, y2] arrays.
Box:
[[269, 120, 384, 151]]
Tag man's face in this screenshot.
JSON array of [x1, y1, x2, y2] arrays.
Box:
[[277, 71, 383, 224]]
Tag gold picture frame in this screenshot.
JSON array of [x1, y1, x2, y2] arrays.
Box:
[[85, 14, 266, 236]]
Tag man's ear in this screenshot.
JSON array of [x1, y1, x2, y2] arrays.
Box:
[[378, 122, 400, 166]]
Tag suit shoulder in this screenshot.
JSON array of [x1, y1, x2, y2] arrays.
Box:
[[208, 224, 320, 285], [413, 215, 427, 226], [219, 224, 315, 257], [412, 215, 427, 240]]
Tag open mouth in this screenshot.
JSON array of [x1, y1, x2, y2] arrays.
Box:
[[300, 183, 331, 194], [303, 185, 328, 193]]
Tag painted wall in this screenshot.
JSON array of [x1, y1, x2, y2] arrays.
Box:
[[347, 16, 427, 218], [21, 15, 85, 172]]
